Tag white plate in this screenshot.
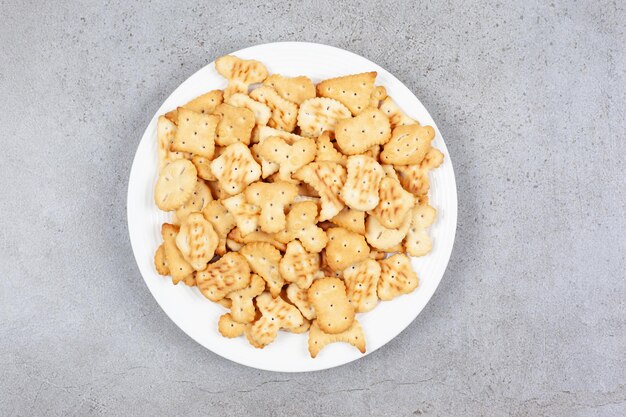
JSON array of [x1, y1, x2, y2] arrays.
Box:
[[127, 42, 457, 372]]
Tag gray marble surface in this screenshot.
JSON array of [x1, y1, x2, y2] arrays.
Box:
[[1, 0, 624, 416]]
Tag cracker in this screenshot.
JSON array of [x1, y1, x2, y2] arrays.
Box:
[[320, 250, 343, 279], [227, 227, 286, 252], [247, 292, 304, 348], [161, 223, 194, 283], [175, 212, 219, 271], [206, 180, 223, 200], [215, 55, 268, 98], [286, 283, 317, 320], [297, 97, 351, 137], [293, 162, 346, 221], [308, 277, 355, 334], [369, 177, 415, 229], [210, 142, 261, 195], [240, 242, 284, 297], [225, 93, 271, 126], [381, 164, 400, 182], [325, 227, 370, 271], [395, 164, 430, 197], [405, 203, 436, 257], [222, 193, 260, 236], [181, 274, 196, 287], [341, 155, 385, 211], [191, 155, 215, 181], [257, 136, 317, 183], [343, 259, 381, 313], [249, 86, 298, 132], [244, 181, 299, 233], [380, 124, 435, 165], [154, 159, 198, 211], [157, 116, 177, 170], [175, 179, 213, 224], [196, 252, 251, 301], [171, 108, 218, 158], [316, 72, 377, 116], [256, 125, 306, 145], [216, 298, 233, 309], [213, 103, 255, 146], [226, 238, 242, 251], [378, 253, 419, 301], [154, 243, 169, 275], [335, 109, 391, 155], [315, 131, 347, 166], [421, 147, 444, 170], [363, 145, 381, 160], [380, 96, 418, 128], [364, 211, 412, 251], [330, 208, 365, 235], [369, 85, 387, 109], [308, 319, 366, 358], [202, 200, 236, 239], [218, 313, 246, 338], [279, 241, 320, 289], [249, 143, 280, 179], [181, 89, 224, 115], [274, 201, 328, 253], [263, 74, 316, 105], [287, 318, 311, 334], [369, 250, 386, 260], [226, 274, 265, 323]]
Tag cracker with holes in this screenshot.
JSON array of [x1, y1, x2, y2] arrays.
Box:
[[154, 243, 169, 275], [369, 177, 415, 229], [213, 103, 255, 146], [308, 319, 366, 358], [380, 96, 418, 128], [256, 126, 305, 145], [244, 181, 298, 233], [215, 55, 268, 98], [335, 109, 391, 155], [317, 72, 377, 115], [330, 208, 365, 235], [280, 241, 320, 289], [176, 212, 219, 271], [247, 292, 304, 348], [161, 223, 194, 283], [249, 86, 298, 132], [369, 85, 387, 109], [226, 274, 265, 323], [175, 179, 212, 224], [250, 143, 280, 179], [182, 89, 224, 116], [315, 131, 347, 166], [380, 124, 435, 165], [202, 200, 235, 255], [157, 116, 177, 170], [377, 253, 419, 301], [196, 252, 251, 302], [257, 136, 316, 183], [171, 108, 218, 158], [218, 313, 247, 338], [341, 155, 385, 211], [395, 164, 430, 197], [405, 203, 436, 257], [222, 193, 260, 236], [154, 159, 198, 211], [264, 74, 316, 104], [308, 277, 355, 334], [365, 211, 412, 251], [275, 201, 328, 253], [297, 97, 351, 137], [227, 227, 286, 252], [325, 227, 370, 271], [343, 259, 380, 313], [286, 283, 317, 320], [422, 147, 444, 170], [225, 93, 271, 126], [210, 142, 261, 195], [294, 162, 346, 221], [240, 242, 284, 297], [191, 155, 215, 181]]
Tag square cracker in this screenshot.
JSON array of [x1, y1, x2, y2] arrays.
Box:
[[214, 103, 255, 146], [171, 108, 218, 158]]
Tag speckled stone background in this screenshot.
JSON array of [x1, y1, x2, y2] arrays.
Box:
[[1, 0, 624, 416]]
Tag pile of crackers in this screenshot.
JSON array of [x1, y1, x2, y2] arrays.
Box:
[[153, 55, 443, 358]]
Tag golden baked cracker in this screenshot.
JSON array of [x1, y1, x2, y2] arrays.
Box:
[[378, 253, 419, 301], [196, 252, 251, 301], [297, 97, 351, 137], [182, 89, 224, 115], [164, 109, 178, 125], [287, 318, 311, 334], [274, 201, 328, 253], [365, 210, 412, 251], [210, 142, 261, 195], [335, 109, 391, 155], [157, 116, 177, 170], [369, 85, 387, 109], [154, 159, 197, 211], [422, 147, 444, 170], [249, 86, 298, 132], [257, 136, 316, 182], [330, 208, 365, 235], [308, 319, 366, 358], [226, 274, 265, 323], [247, 292, 304, 348], [222, 193, 260, 236], [225, 93, 271, 126], [380, 124, 435, 165], [171, 108, 218, 158], [154, 243, 169, 275], [256, 125, 306, 145], [317, 72, 377, 116], [325, 227, 370, 271], [286, 283, 317, 320], [369, 177, 415, 229], [161, 223, 194, 283], [343, 259, 381, 313], [363, 145, 381, 160], [381, 164, 400, 182], [293, 162, 346, 221], [279, 241, 320, 289], [244, 181, 299, 233], [218, 313, 246, 338], [240, 242, 284, 297], [216, 298, 233, 309], [215, 55, 268, 98], [405, 203, 436, 257], [320, 250, 343, 278], [369, 250, 386, 260], [206, 180, 223, 200], [175, 179, 213, 224], [202, 200, 236, 239], [249, 143, 280, 179], [341, 155, 385, 211], [395, 164, 430, 197], [227, 227, 286, 252], [226, 238, 242, 251], [380, 96, 419, 128], [298, 182, 320, 198], [191, 155, 215, 181], [175, 212, 219, 271], [315, 131, 347, 166], [213, 103, 255, 146], [308, 277, 355, 334], [263, 74, 315, 105], [181, 274, 196, 287]]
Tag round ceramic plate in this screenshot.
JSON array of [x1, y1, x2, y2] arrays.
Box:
[[127, 42, 457, 372]]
